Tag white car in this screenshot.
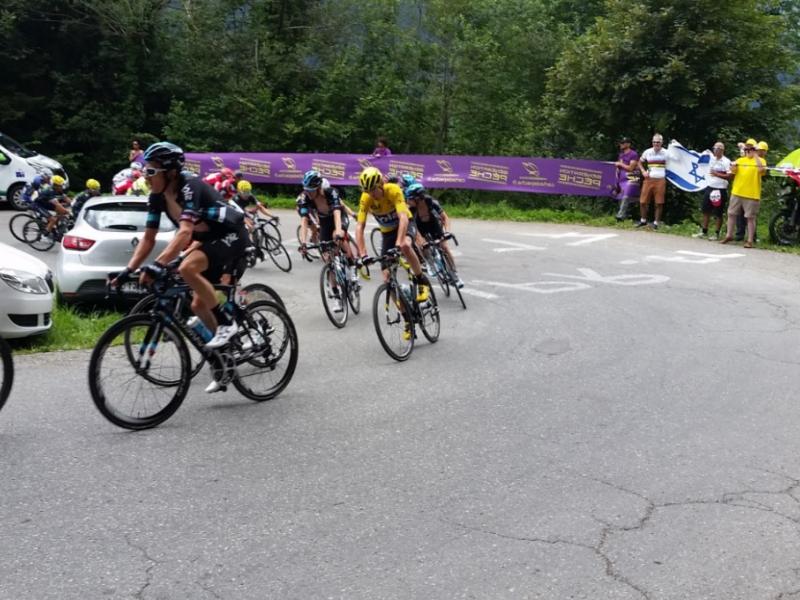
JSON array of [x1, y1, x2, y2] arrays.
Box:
[[0, 242, 54, 338], [56, 196, 176, 303], [0, 132, 69, 210]]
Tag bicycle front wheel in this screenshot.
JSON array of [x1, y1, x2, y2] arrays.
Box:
[[9, 214, 34, 242], [320, 264, 348, 328], [88, 314, 191, 430], [232, 300, 298, 402], [369, 227, 382, 257], [265, 220, 282, 243], [373, 283, 413, 361], [419, 286, 441, 343], [0, 336, 13, 411], [443, 253, 466, 309], [127, 296, 205, 380], [268, 241, 293, 272]]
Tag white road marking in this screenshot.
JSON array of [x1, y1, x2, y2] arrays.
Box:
[[482, 238, 546, 252], [472, 279, 592, 294], [621, 250, 746, 265], [460, 288, 499, 300], [517, 232, 619, 246], [542, 268, 670, 286]]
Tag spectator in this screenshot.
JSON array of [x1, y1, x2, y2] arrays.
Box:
[[734, 140, 769, 241], [613, 137, 641, 222], [692, 142, 731, 240], [635, 133, 668, 230], [372, 137, 392, 158], [128, 140, 144, 163], [721, 138, 766, 248]]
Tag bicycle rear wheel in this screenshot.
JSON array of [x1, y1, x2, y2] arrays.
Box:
[[419, 286, 441, 343], [347, 279, 361, 315], [296, 225, 321, 259], [238, 282, 285, 310], [267, 240, 292, 272], [23, 220, 55, 252], [0, 336, 13, 411], [88, 314, 191, 430], [9, 214, 34, 242], [320, 263, 348, 328], [373, 283, 413, 361], [232, 300, 298, 401], [429, 248, 450, 297]]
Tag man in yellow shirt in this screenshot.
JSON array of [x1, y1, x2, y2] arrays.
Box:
[[721, 138, 766, 248], [355, 166, 431, 306]]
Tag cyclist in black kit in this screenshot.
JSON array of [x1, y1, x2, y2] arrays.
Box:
[[113, 142, 248, 354], [297, 170, 357, 267]]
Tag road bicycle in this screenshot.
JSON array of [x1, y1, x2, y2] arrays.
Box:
[[89, 263, 298, 430], [10, 209, 74, 252], [0, 336, 13, 412], [306, 239, 364, 328], [249, 216, 292, 272], [422, 232, 466, 310], [364, 247, 440, 361]]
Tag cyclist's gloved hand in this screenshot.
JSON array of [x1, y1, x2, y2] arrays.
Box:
[[142, 261, 166, 280], [109, 268, 132, 288]]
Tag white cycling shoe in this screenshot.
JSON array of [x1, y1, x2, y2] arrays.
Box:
[[205, 323, 239, 349]]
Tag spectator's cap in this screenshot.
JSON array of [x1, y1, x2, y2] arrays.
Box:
[[618, 136, 632, 144], [745, 138, 758, 148], [757, 141, 769, 151]]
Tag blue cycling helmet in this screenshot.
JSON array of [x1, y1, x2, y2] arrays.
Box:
[[404, 182, 426, 199], [143, 142, 185, 170], [31, 175, 44, 188], [400, 173, 417, 188], [302, 169, 323, 191]]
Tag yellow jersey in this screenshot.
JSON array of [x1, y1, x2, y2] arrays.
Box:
[[731, 156, 765, 200], [357, 182, 412, 232]]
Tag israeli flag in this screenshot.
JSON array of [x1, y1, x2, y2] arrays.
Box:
[[666, 140, 712, 192]]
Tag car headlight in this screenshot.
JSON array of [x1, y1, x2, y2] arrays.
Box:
[[0, 269, 50, 294]]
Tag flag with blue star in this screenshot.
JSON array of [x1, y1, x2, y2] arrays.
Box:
[[666, 140, 712, 192]]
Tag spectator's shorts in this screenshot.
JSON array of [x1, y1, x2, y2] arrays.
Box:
[[701, 187, 728, 217], [728, 194, 761, 219], [640, 177, 666, 205]]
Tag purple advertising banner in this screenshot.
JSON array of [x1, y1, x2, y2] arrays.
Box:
[[184, 152, 616, 197]]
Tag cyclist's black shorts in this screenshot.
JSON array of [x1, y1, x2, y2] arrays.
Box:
[[319, 212, 349, 243], [199, 223, 249, 284], [379, 223, 416, 256], [416, 218, 444, 241]]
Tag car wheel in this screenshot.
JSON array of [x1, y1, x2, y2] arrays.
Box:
[[6, 183, 27, 211]]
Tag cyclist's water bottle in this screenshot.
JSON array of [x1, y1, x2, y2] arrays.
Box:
[[399, 283, 413, 305], [186, 316, 213, 343]]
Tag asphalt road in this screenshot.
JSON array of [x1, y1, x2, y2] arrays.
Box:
[[2, 205, 800, 599]]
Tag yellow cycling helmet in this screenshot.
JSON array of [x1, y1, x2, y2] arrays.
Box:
[[51, 175, 65, 187], [237, 180, 252, 193], [86, 178, 101, 191], [359, 166, 383, 192], [757, 141, 769, 151]]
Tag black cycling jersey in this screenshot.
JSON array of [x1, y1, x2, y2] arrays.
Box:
[[295, 187, 344, 221], [71, 191, 93, 219], [409, 194, 443, 224], [146, 175, 243, 241], [233, 192, 259, 211]]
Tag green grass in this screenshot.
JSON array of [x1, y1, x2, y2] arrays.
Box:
[[9, 303, 122, 355]]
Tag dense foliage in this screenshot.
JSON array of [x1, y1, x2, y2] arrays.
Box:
[[2, 0, 798, 197]]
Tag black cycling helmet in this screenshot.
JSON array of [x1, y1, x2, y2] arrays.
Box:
[[143, 141, 185, 171]]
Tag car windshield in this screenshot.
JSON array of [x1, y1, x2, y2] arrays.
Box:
[[83, 202, 175, 233], [0, 132, 38, 159]]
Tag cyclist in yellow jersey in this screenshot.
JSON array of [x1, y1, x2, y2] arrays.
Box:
[[355, 167, 431, 307]]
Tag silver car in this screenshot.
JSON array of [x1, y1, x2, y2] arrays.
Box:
[[56, 196, 175, 302], [0, 241, 54, 338]]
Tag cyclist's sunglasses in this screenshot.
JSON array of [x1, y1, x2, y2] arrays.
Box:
[[144, 167, 167, 177]]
